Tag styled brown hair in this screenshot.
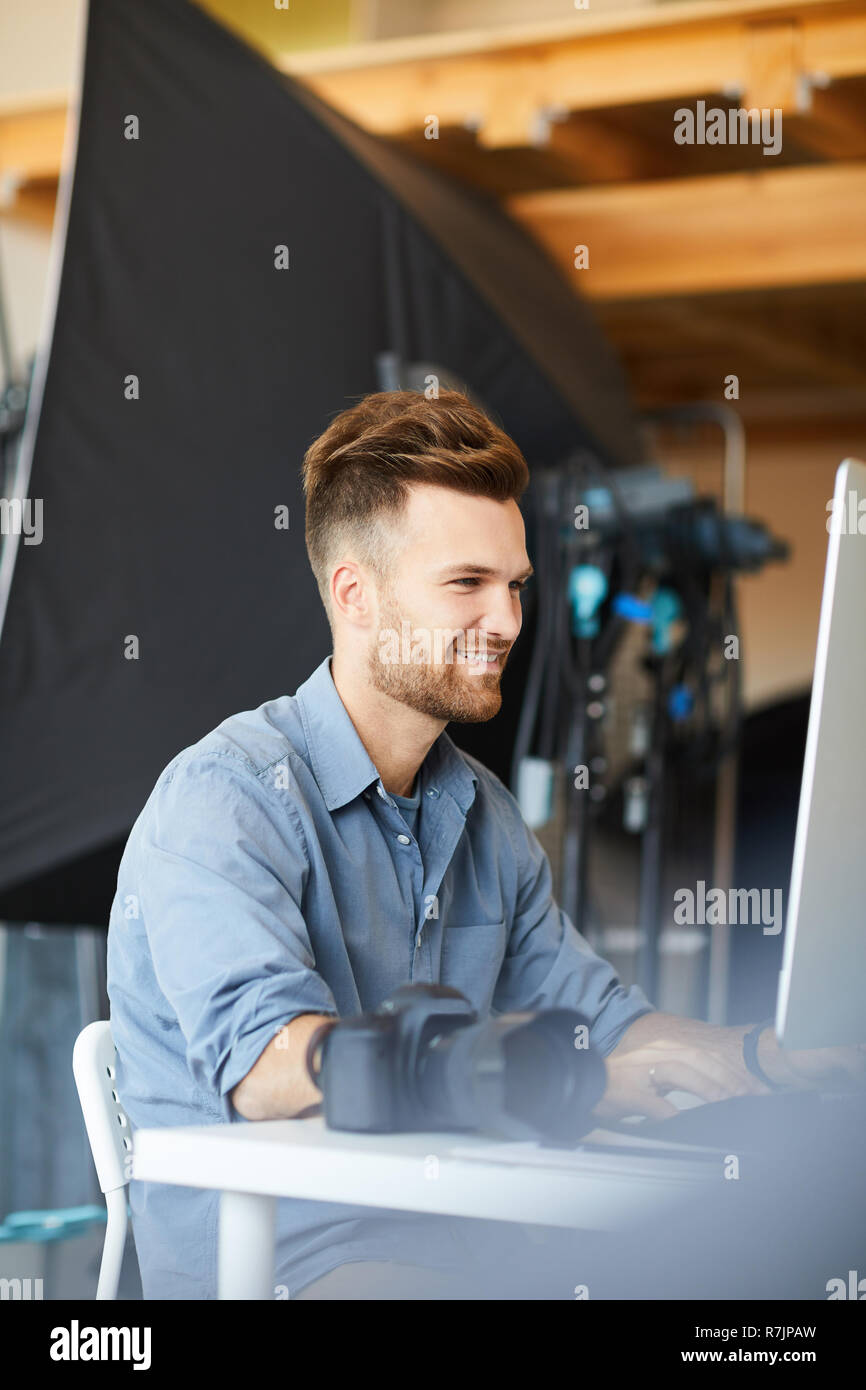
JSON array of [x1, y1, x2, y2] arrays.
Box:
[[302, 389, 529, 624]]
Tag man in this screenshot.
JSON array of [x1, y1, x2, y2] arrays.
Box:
[[108, 390, 862, 1300]]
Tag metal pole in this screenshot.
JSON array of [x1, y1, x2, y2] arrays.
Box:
[[643, 404, 746, 1023]]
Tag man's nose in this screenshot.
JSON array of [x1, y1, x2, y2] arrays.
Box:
[[480, 588, 523, 645]]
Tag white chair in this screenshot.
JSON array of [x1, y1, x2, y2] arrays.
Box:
[[72, 1020, 134, 1299]]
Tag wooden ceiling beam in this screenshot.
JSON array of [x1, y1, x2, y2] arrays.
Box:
[[744, 20, 803, 109], [545, 114, 682, 184], [283, 1, 866, 148], [786, 82, 866, 156], [0, 96, 68, 185], [4, 7, 864, 177], [507, 161, 866, 297], [0, 180, 57, 231], [616, 296, 866, 386]]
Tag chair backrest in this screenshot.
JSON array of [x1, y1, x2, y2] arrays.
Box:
[[72, 1020, 131, 1195]]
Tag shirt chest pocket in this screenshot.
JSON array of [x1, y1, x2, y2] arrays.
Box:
[[437, 918, 507, 1017]]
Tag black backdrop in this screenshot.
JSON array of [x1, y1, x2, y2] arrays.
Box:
[[0, 0, 641, 922]]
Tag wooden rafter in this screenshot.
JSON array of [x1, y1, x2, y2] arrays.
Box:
[[2, 1, 863, 415], [0, 93, 68, 181], [507, 161, 866, 298], [282, 0, 866, 148]]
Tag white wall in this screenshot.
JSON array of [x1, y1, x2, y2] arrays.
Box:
[[370, 0, 659, 40], [0, 0, 85, 376], [0, 0, 83, 103], [0, 218, 53, 378]]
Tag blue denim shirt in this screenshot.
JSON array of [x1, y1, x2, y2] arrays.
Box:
[[107, 654, 654, 1298]]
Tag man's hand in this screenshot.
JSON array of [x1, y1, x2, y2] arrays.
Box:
[[593, 1013, 769, 1122], [759, 1032, 866, 1092], [593, 1012, 866, 1123]]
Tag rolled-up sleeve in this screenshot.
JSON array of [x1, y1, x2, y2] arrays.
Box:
[[492, 799, 656, 1055], [137, 751, 338, 1100]]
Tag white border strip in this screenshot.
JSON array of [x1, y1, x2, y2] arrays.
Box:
[[0, 0, 91, 647]]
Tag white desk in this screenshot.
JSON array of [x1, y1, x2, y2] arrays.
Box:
[[132, 1117, 720, 1298]]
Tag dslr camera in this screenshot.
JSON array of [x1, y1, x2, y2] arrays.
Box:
[[305, 982, 607, 1145]]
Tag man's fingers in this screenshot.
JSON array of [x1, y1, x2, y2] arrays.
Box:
[[825, 1046, 866, 1080], [661, 1048, 769, 1099], [633, 1092, 682, 1121], [600, 1035, 776, 1123], [784, 1045, 866, 1086], [719, 1059, 771, 1096], [648, 1058, 742, 1103], [593, 1090, 680, 1122]]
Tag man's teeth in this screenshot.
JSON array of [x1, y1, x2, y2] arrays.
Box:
[[456, 651, 500, 662]]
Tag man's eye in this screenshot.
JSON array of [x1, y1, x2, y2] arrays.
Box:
[[451, 578, 529, 590]]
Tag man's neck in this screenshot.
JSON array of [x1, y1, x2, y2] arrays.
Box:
[[329, 653, 445, 798]]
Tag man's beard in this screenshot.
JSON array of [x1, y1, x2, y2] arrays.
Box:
[[368, 590, 508, 723]]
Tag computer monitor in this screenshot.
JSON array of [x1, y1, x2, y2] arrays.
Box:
[[776, 458, 866, 1049]]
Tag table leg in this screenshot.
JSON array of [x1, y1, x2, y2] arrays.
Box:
[[218, 1191, 276, 1299]]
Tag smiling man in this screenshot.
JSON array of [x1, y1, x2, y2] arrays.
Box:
[[107, 389, 861, 1301]]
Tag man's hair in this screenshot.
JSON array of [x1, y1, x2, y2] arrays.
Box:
[[302, 390, 530, 626]]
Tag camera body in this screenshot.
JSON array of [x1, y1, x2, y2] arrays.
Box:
[[318, 984, 477, 1133], [316, 982, 606, 1145]]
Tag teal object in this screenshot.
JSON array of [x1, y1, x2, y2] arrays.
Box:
[[569, 565, 608, 638], [516, 756, 555, 829], [612, 587, 682, 655], [613, 593, 651, 624], [0, 1203, 107, 1244], [650, 588, 682, 655]]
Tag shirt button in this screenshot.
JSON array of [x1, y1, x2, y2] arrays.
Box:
[[415, 932, 423, 949], [426, 788, 439, 798], [396, 833, 411, 845]]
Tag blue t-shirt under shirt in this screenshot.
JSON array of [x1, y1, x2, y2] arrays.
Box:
[[390, 776, 422, 840]]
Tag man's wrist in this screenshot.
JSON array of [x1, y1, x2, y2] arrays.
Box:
[[607, 1009, 670, 1053], [305, 1018, 338, 1086], [755, 1025, 808, 1089]]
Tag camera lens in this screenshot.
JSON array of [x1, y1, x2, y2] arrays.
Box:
[[417, 1010, 605, 1143]]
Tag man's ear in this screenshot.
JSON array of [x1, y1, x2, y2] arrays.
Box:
[[331, 559, 375, 630]]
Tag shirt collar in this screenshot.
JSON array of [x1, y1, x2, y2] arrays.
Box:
[[294, 655, 478, 815]]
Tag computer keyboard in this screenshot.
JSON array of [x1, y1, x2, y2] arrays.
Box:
[[614, 1088, 866, 1153]]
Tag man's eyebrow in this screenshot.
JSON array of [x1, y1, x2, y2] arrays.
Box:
[[436, 562, 535, 580]]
